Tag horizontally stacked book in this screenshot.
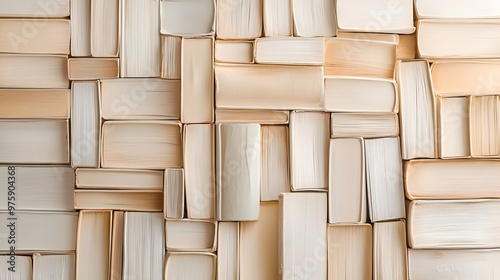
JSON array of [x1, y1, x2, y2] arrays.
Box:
[[401, 1, 500, 279]]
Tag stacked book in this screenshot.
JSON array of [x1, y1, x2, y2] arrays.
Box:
[[403, 1, 500, 279]]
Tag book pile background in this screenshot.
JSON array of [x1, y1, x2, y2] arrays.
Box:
[[1, 0, 499, 279]]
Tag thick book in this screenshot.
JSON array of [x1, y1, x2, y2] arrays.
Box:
[[263, 0, 292, 36], [397, 60, 436, 159], [290, 112, 329, 190], [181, 37, 214, 123], [100, 78, 180, 120], [280, 193, 327, 280], [71, 81, 100, 167], [254, 37, 324, 65], [76, 210, 112, 280], [70, 0, 90, 56], [0, 54, 68, 88], [165, 220, 216, 252], [217, 222, 239, 280], [0, 89, 69, 119], [165, 253, 216, 280], [373, 221, 407, 280], [405, 159, 500, 199], [0, 19, 70, 54], [292, 0, 336, 37], [0, 255, 31, 279], [215, 64, 323, 110], [214, 40, 254, 64], [101, 121, 182, 169], [0, 166, 74, 211], [123, 212, 164, 280], [33, 254, 75, 280], [240, 202, 279, 280], [160, 0, 215, 36], [0, 211, 78, 252], [184, 124, 215, 219], [0, 120, 69, 164], [76, 168, 164, 190], [121, 0, 160, 77], [216, 0, 262, 39], [216, 124, 260, 221], [328, 224, 372, 280], [417, 19, 500, 58], [329, 138, 366, 224], [331, 113, 399, 138], [409, 249, 500, 280], [336, 0, 414, 33], [407, 199, 500, 249]]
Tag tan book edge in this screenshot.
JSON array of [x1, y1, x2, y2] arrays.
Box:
[[68, 58, 120, 80], [161, 36, 181, 79], [165, 219, 217, 252], [261, 125, 290, 201], [0, 89, 70, 119], [164, 169, 184, 219], [336, 32, 399, 44], [216, 109, 289, 124], [373, 220, 407, 280], [165, 252, 217, 279], [76, 210, 112, 280], [214, 40, 254, 64], [90, 0, 120, 57], [330, 113, 400, 138], [217, 222, 239, 280], [74, 189, 163, 211], [216, 0, 262, 39], [110, 211, 124, 280], [76, 168, 164, 190], [469, 95, 500, 157]]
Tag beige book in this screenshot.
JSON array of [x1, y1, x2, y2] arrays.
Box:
[[397, 34, 417, 60], [280, 193, 327, 280], [325, 38, 396, 79], [397, 60, 436, 159], [0, 89, 69, 119], [324, 77, 397, 113], [216, 0, 262, 39], [161, 36, 181, 79], [0, 0, 70, 17], [261, 125, 290, 201], [409, 249, 500, 280], [405, 159, 500, 199], [438, 96, 470, 158], [336, 0, 414, 34], [71, 81, 100, 167], [121, 0, 160, 77], [165, 220, 216, 252], [164, 169, 184, 219], [431, 59, 500, 96], [240, 202, 279, 280], [123, 212, 164, 280], [417, 19, 500, 58], [263, 0, 292, 36], [76, 210, 111, 280], [110, 211, 124, 280], [0, 166, 74, 211], [337, 32, 399, 44], [100, 78, 180, 120], [0, 19, 70, 54], [70, 0, 91, 56], [181, 37, 214, 123], [216, 109, 289, 124], [329, 138, 366, 224], [217, 124, 260, 221], [214, 41, 254, 64], [68, 58, 119, 80], [217, 222, 239, 280], [33, 254, 75, 280], [292, 0, 336, 37], [74, 190, 163, 211], [0, 255, 31, 279], [0, 211, 77, 251], [408, 199, 500, 249], [0, 120, 69, 164], [470, 96, 499, 157], [165, 253, 216, 280], [76, 169, 164, 190], [290, 112, 329, 190], [215, 64, 323, 110], [328, 224, 372, 280], [160, 0, 215, 36], [416, 0, 500, 19], [101, 121, 182, 169], [331, 113, 399, 138], [0, 54, 68, 88], [254, 37, 324, 65], [374, 221, 407, 280], [91, 0, 119, 57], [365, 137, 405, 222], [184, 124, 215, 219]]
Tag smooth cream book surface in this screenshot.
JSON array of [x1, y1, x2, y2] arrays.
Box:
[[261, 125, 290, 201], [160, 0, 215, 36], [0, 255, 31, 279], [70, 0, 90, 56], [165, 253, 216, 280], [214, 41, 254, 64], [165, 220, 216, 252], [415, 0, 500, 18], [439, 97, 470, 158], [254, 37, 324, 65], [91, 0, 119, 57], [0, 0, 70, 17], [374, 221, 407, 280], [217, 222, 239, 280]]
